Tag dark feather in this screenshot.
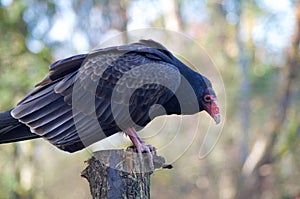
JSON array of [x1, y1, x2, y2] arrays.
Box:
[[0, 110, 40, 143], [0, 39, 214, 153]]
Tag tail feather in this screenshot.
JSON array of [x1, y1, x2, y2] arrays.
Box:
[[0, 110, 40, 144]]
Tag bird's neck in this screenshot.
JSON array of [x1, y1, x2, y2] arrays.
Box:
[[163, 94, 201, 115]]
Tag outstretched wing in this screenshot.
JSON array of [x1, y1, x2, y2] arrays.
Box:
[[11, 40, 181, 152]]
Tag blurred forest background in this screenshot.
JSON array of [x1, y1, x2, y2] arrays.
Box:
[[0, 0, 299, 199]]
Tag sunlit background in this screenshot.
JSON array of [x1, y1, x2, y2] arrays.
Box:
[[0, 0, 299, 199]]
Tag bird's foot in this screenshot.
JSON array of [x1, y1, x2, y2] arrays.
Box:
[[133, 143, 156, 172], [125, 127, 156, 171], [131, 143, 156, 154]]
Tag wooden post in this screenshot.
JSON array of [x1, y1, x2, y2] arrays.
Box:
[[81, 147, 170, 199]]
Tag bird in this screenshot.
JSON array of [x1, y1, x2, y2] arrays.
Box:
[[0, 39, 220, 159]]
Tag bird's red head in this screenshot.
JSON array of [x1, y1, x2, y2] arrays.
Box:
[[201, 89, 221, 124]]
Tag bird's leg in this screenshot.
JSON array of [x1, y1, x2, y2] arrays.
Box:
[[125, 127, 156, 170]]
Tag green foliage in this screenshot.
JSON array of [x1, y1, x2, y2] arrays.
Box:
[[0, 2, 50, 110]]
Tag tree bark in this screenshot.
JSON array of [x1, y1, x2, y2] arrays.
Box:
[[81, 148, 169, 199]]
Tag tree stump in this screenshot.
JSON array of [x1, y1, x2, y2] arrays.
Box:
[[81, 147, 170, 199]]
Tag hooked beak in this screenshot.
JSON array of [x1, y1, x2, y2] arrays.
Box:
[[212, 113, 221, 124], [204, 98, 221, 124]]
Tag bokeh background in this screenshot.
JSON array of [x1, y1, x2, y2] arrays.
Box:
[[0, 0, 299, 199]]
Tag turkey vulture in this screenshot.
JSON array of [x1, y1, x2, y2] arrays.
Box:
[[0, 40, 220, 157]]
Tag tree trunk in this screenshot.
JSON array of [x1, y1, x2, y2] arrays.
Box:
[[163, 0, 183, 32], [236, 1, 300, 198], [236, 1, 251, 163], [81, 148, 169, 199]]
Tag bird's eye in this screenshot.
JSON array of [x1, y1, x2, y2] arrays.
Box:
[[203, 95, 212, 103]]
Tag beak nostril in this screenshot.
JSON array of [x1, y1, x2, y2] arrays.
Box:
[[211, 106, 220, 115], [214, 107, 219, 113]]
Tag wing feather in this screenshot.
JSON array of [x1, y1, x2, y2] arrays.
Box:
[[11, 85, 61, 118], [12, 40, 182, 152]]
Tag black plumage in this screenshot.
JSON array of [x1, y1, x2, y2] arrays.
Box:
[[0, 40, 220, 153]]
